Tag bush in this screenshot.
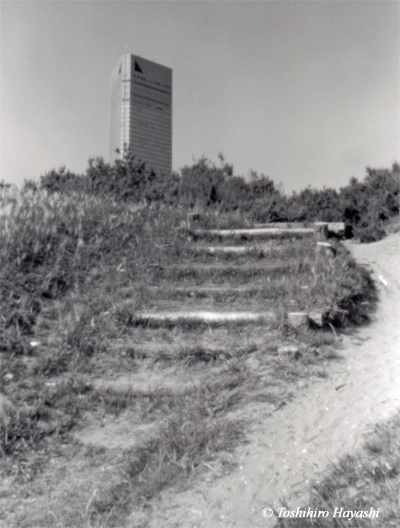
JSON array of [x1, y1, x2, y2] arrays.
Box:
[[340, 165, 399, 241], [40, 166, 88, 194], [35, 153, 399, 242]]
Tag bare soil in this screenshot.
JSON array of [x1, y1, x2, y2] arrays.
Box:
[[139, 233, 400, 528]]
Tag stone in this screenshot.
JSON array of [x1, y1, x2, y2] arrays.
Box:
[[308, 311, 324, 327], [327, 222, 345, 236], [287, 312, 309, 328], [347, 486, 358, 499], [245, 357, 260, 371], [278, 345, 300, 354]]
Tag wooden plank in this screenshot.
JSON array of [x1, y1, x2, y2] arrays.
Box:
[[189, 228, 315, 238], [189, 245, 272, 255], [146, 285, 263, 296], [253, 222, 346, 234], [133, 311, 276, 325], [166, 262, 292, 274], [253, 222, 304, 229]]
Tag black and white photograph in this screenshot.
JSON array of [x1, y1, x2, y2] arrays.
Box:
[[1, 1, 399, 527]]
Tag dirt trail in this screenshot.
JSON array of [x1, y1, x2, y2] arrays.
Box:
[[144, 233, 400, 528]]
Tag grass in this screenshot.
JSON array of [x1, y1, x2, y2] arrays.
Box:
[[0, 186, 378, 527], [274, 410, 400, 527], [85, 392, 246, 527]]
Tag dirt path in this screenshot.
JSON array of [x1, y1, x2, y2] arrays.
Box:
[[143, 233, 400, 528]]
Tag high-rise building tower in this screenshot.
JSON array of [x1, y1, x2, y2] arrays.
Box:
[[109, 54, 172, 175]]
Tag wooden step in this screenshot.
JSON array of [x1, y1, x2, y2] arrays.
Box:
[[188, 245, 272, 256], [146, 285, 265, 297], [253, 222, 307, 229], [133, 310, 276, 326], [188, 228, 315, 239], [164, 262, 293, 276], [253, 222, 345, 235]]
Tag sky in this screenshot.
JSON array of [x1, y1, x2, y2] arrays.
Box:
[[1, 1, 399, 193]]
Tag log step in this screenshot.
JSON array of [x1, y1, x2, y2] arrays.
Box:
[[253, 222, 307, 229], [164, 262, 293, 276], [189, 245, 272, 256], [253, 222, 345, 235], [189, 228, 315, 239], [146, 285, 265, 297], [133, 311, 276, 326]]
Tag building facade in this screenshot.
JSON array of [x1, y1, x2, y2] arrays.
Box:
[[109, 54, 172, 175]]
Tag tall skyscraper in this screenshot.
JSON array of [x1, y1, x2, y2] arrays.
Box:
[[109, 54, 172, 175]]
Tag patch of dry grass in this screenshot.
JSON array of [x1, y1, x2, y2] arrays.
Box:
[[0, 189, 377, 527]]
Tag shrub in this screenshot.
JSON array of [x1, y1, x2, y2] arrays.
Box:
[[35, 153, 399, 241], [40, 166, 88, 194], [339, 164, 399, 241]]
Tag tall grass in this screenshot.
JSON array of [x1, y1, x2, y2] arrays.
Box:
[[0, 186, 379, 527], [0, 187, 187, 353], [0, 187, 187, 455]]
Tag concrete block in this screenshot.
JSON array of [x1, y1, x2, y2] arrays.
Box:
[[287, 312, 309, 328], [327, 222, 345, 235], [308, 311, 324, 327]]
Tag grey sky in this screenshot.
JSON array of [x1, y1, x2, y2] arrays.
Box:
[[1, 1, 399, 192]]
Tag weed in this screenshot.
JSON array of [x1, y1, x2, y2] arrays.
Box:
[[86, 399, 245, 527], [1, 374, 92, 455], [0, 186, 380, 527]]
